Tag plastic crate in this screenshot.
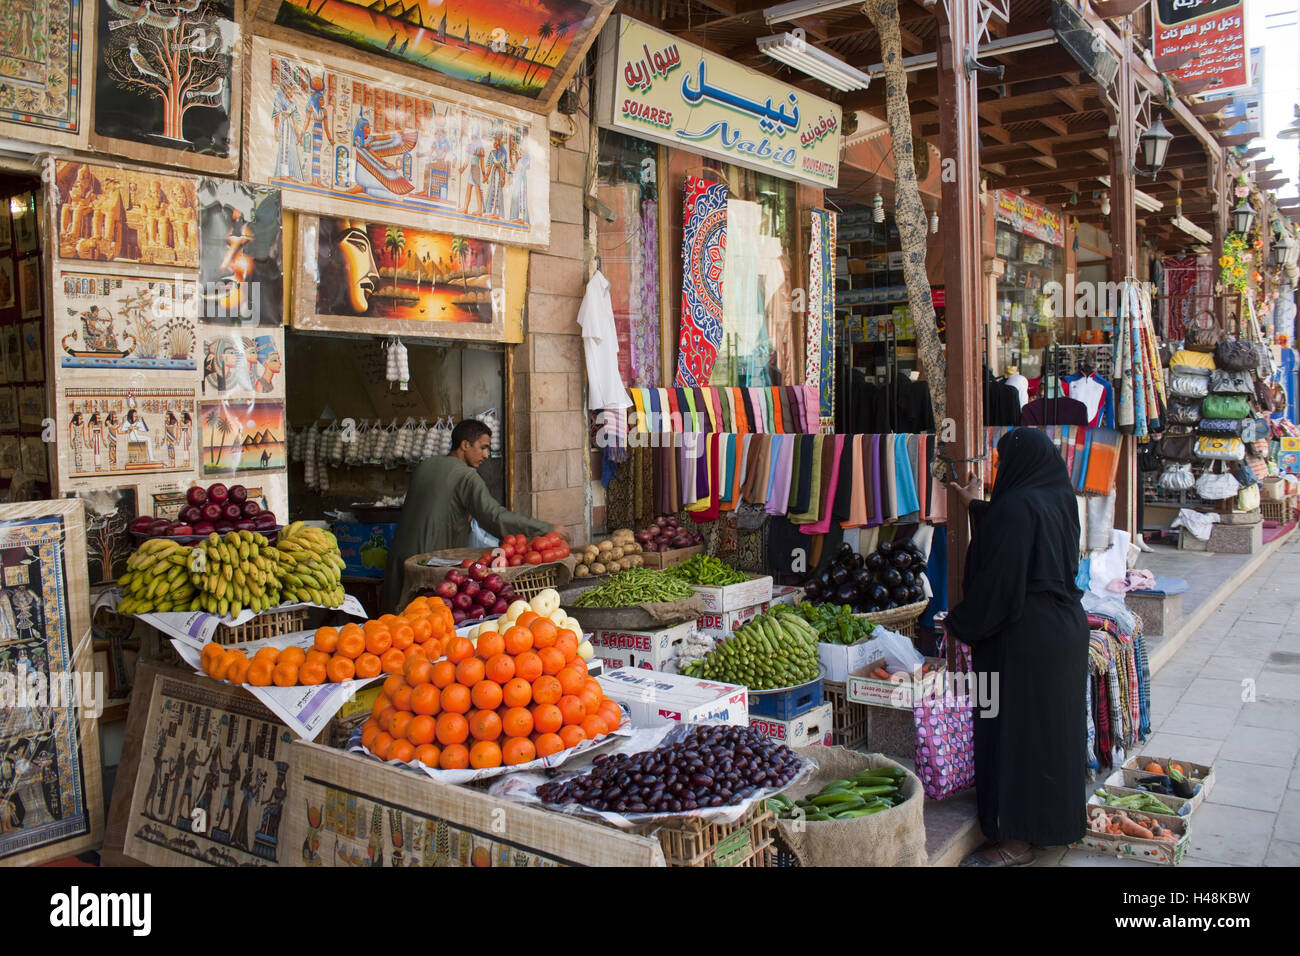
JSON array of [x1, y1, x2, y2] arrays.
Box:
[[824, 680, 869, 749], [212, 607, 310, 646], [1260, 498, 1293, 524], [747, 673, 824, 721], [649, 804, 775, 867]]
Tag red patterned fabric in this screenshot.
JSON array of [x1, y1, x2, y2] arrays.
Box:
[[675, 177, 728, 386]]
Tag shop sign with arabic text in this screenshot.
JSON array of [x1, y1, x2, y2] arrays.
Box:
[[595, 16, 842, 188], [994, 190, 1064, 247], [1153, 0, 1247, 93]]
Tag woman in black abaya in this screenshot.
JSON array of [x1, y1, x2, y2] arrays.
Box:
[[946, 427, 1088, 866]]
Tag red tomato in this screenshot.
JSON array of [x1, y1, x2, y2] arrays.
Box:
[[539, 548, 556, 562], [509, 555, 523, 567], [555, 543, 571, 558], [525, 551, 543, 565]]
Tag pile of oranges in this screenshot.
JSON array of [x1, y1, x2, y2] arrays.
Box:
[[199, 595, 457, 687], [360, 609, 623, 771]]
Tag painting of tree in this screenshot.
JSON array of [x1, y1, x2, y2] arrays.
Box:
[[384, 226, 406, 290], [80, 488, 137, 586]]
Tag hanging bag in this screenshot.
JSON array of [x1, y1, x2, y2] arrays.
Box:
[[1194, 435, 1245, 461], [1199, 417, 1242, 436], [1196, 470, 1241, 501], [1254, 378, 1277, 412], [1159, 433, 1197, 461], [1202, 394, 1251, 420], [1169, 373, 1210, 399], [1183, 311, 1222, 353], [1215, 336, 1258, 372], [1209, 369, 1253, 394], [1239, 417, 1271, 443], [910, 625, 976, 802], [1159, 462, 1195, 492], [1167, 398, 1202, 426]]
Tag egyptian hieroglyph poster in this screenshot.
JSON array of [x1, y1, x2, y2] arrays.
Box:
[[20, 322, 43, 383], [294, 214, 505, 341], [121, 673, 293, 867], [91, 0, 241, 173], [197, 180, 283, 326], [18, 259, 42, 320], [251, 0, 611, 113], [198, 398, 286, 476], [0, 0, 93, 148], [0, 501, 101, 867], [201, 329, 284, 399], [246, 37, 550, 246], [55, 270, 199, 372], [52, 158, 200, 268], [58, 385, 198, 484]]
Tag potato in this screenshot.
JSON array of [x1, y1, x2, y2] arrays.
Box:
[[605, 560, 622, 573], [574, 564, 590, 577], [626, 542, 642, 554], [608, 546, 624, 561], [597, 540, 613, 551], [584, 548, 600, 563], [590, 563, 606, 575]]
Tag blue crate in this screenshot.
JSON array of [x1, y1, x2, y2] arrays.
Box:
[[747, 671, 825, 721]]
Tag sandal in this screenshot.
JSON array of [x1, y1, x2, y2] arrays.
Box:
[[959, 843, 1034, 867]]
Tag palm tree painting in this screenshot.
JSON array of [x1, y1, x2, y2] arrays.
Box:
[[525, 21, 570, 86], [203, 406, 223, 465], [384, 226, 406, 292], [521, 21, 553, 89], [450, 236, 470, 294]]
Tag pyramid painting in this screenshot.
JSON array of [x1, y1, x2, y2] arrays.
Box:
[[200, 399, 286, 475]]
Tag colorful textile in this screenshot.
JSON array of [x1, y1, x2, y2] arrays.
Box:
[[806, 210, 824, 411], [812, 209, 837, 419], [804, 435, 846, 534], [676, 177, 728, 386], [634, 199, 662, 386]]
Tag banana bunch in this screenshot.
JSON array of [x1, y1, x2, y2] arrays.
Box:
[[274, 521, 347, 607], [189, 530, 284, 618], [117, 538, 200, 615]]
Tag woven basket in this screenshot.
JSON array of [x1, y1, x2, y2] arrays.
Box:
[[211, 607, 311, 646], [853, 600, 928, 638]]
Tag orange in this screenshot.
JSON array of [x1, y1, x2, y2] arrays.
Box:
[[470, 679, 503, 711], [503, 625, 534, 655], [247, 659, 274, 687], [378, 614, 400, 629], [377, 706, 397, 733], [468, 709, 502, 741], [534, 732, 564, 758], [389, 710, 414, 741], [430, 660, 457, 688], [392, 684, 414, 712], [370, 731, 394, 759], [364, 629, 392, 656], [439, 744, 470, 770], [402, 597, 429, 614], [272, 662, 299, 687], [404, 656, 433, 686], [502, 677, 532, 708], [354, 653, 382, 679], [557, 666, 587, 696], [422, 639, 447, 662], [278, 646, 307, 669], [362, 620, 390, 640], [210, 650, 239, 682], [577, 684, 602, 716], [532, 703, 563, 735], [411, 618, 434, 643], [485, 653, 516, 684], [254, 646, 281, 665], [407, 714, 436, 746], [469, 740, 502, 769], [371, 692, 393, 717], [514, 651, 544, 683], [597, 700, 623, 731], [440, 683, 471, 714], [414, 743, 441, 767], [360, 719, 380, 751], [326, 655, 355, 683], [554, 627, 578, 650], [305, 649, 331, 667], [555, 632, 579, 663], [501, 706, 533, 738], [380, 648, 406, 674], [476, 632, 505, 659], [435, 712, 469, 746], [558, 695, 586, 726], [581, 715, 609, 739], [337, 630, 365, 660], [411, 683, 441, 716], [445, 636, 474, 663], [388, 739, 415, 764], [200, 643, 224, 669], [529, 619, 558, 648], [455, 657, 486, 688], [313, 626, 340, 653], [502, 736, 536, 766], [403, 644, 426, 662], [559, 725, 586, 748], [299, 661, 327, 686], [226, 657, 252, 685], [538, 647, 566, 676], [517, 610, 540, 629], [390, 624, 414, 651], [532, 675, 563, 706]]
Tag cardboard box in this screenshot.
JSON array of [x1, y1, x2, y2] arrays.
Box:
[[1118, 756, 1215, 808], [639, 545, 703, 569], [1073, 810, 1189, 865], [749, 702, 833, 747], [592, 620, 694, 672], [691, 575, 774, 613], [768, 586, 805, 608], [846, 657, 945, 710], [598, 668, 748, 727], [334, 683, 384, 722], [332, 521, 397, 579], [817, 638, 881, 684], [695, 602, 768, 638]]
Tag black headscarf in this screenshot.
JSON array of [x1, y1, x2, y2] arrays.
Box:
[[991, 427, 1073, 503]]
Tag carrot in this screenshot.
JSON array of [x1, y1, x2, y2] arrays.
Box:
[[872, 668, 891, 679], [1118, 816, 1154, 840]]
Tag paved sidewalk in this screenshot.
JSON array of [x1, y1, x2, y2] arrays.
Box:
[[1039, 533, 1300, 867]]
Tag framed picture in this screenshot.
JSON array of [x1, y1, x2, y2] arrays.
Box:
[[74, 485, 137, 586], [0, 498, 101, 866], [18, 259, 42, 320], [17, 386, 45, 427], [245, 37, 551, 247], [197, 180, 283, 326], [198, 398, 285, 476], [2, 329, 22, 384], [0, 0, 94, 149], [0, 436, 19, 478], [246, 0, 613, 115], [0, 389, 17, 431], [109, 667, 295, 867], [12, 194, 39, 255], [20, 436, 48, 483], [90, 604, 140, 706], [89, 0, 242, 174], [56, 385, 197, 485], [0, 260, 14, 310], [201, 330, 284, 398], [50, 158, 199, 269], [293, 215, 506, 342], [0, 207, 10, 252], [54, 270, 199, 372], [20, 322, 44, 383]]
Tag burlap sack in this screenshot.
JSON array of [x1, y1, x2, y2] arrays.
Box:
[[775, 746, 927, 867], [556, 593, 707, 631]]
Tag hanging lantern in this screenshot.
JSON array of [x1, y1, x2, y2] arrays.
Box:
[[872, 192, 885, 223], [929, 210, 939, 234], [1100, 193, 1111, 217], [1231, 199, 1256, 236], [1139, 114, 1173, 175]]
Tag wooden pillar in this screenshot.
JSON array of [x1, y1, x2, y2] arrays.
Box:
[[936, 0, 984, 606], [1213, 159, 1229, 327], [1107, 28, 1138, 536]]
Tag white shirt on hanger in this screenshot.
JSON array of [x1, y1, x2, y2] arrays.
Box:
[[1067, 375, 1105, 423], [1005, 373, 1030, 410], [577, 270, 632, 411]]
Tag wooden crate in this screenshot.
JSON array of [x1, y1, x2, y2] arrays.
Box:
[[648, 804, 775, 867], [211, 607, 310, 645], [1260, 498, 1294, 525], [824, 680, 869, 749]]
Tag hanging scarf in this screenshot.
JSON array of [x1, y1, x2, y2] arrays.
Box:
[[676, 177, 728, 386], [804, 435, 846, 534]]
